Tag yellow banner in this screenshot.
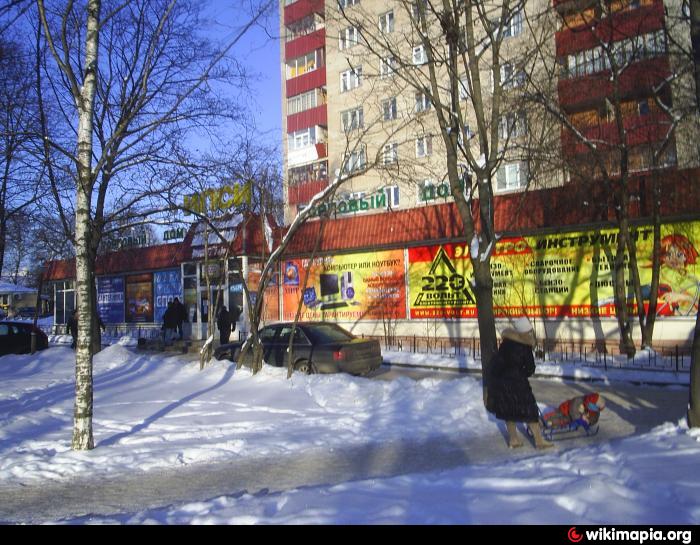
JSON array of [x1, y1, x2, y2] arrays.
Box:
[[408, 222, 700, 319]]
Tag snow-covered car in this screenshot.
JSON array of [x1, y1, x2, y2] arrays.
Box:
[[215, 322, 382, 376], [0, 321, 49, 356]]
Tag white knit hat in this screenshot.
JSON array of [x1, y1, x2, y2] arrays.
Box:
[[513, 316, 533, 333]]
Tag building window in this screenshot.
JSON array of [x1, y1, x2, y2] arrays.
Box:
[[382, 97, 398, 121], [287, 89, 325, 115], [496, 162, 527, 191], [341, 107, 364, 132], [384, 185, 400, 207], [338, 0, 359, 8], [500, 62, 526, 89], [459, 76, 470, 100], [382, 143, 399, 165], [503, 9, 523, 38], [286, 50, 321, 79], [340, 66, 362, 92], [416, 135, 433, 158], [498, 112, 527, 140], [415, 91, 431, 113], [379, 10, 394, 33], [288, 127, 317, 150], [564, 30, 667, 79], [288, 160, 328, 186], [343, 146, 367, 174], [285, 14, 320, 42], [380, 56, 397, 78], [412, 44, 428, 65], [339, 26, 359, 50]]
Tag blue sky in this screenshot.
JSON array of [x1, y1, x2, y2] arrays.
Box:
[[204, 0, 282, 143]]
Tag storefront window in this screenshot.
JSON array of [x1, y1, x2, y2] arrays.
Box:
[[125, 273, 153, 323]]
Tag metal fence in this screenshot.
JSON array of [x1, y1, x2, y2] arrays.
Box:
[[41, 323, 163, 340], [41, 322, 691, 374], [364, 334, 692, 374]]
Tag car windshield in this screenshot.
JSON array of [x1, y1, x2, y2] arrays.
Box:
[[305, 324, 355, 344]]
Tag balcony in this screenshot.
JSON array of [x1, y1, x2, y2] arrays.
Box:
[[286, 28, 325, 61], [556, 2, 664, 58], [560, 110, 673, 156], [286, 69, 327, 98], [552, 0, 597, 14], [288, 178, 329, 205], [284, 0, 324, 26], [557, 56, 670, 111], [287, 104, 327, 133], [288, 143, 328, 168]]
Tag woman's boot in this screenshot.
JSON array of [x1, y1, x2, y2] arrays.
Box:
[[528, 422, 554, 449], [506, 421, 524, 448]]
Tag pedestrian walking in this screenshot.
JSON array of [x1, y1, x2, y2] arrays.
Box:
[[229, 304, 242, 334], [161, 301, 178, 345], [67, 310, 78, 349], [486, 317, 553, 449], [217, 305, 232, 345], [172, 297, 187, 340]]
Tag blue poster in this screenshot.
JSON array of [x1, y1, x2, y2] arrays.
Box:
[[97, 276, 125, 323], [154, 269, 183, 322]]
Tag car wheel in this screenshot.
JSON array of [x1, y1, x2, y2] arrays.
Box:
[[294, 359, 316, 375]]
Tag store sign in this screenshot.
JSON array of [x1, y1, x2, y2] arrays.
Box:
[[96, 276, 124, 323], [310, 188, 389, 217], [108, 234, 149, 250], [154, 269, 182, 322], [164, 227, 186, 241], [418, 177, 467, 203], [183, 182, 252, 216], [408, 222, 700, 319], [281, 249, 406, 322]]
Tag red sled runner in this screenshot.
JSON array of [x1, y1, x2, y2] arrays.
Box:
[[538, 393, 606, 441]]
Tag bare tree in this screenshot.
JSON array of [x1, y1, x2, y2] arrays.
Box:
[[0, 36, 43, 279], [330, 0, 555, 397], [524, 1, 695, 357], [35, 0, 274, 450]]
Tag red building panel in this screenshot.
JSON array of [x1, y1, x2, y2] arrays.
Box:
[[555, 2, 665, 58], [286, 69, 327, 98], [287, 104, 327, 133], [557, 57, 671, 111], [284, 0, 324, 26], [561, 110, 673, 155], [285, 29, 326, 61], [288, 179, 329, 205]]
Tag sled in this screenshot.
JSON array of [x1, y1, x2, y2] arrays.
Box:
[[533, 406, 600, 441]]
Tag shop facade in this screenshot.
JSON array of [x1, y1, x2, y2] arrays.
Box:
[[44, 184, 700, 348]]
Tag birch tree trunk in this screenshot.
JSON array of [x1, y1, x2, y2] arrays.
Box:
[[71, 0, 101, 450]]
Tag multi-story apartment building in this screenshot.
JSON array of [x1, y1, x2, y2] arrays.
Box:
[[274, 0, 700, 347], [282, 0, 696, 220]]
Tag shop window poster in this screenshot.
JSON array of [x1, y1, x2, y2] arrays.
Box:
[[126, 273, 153, 323]]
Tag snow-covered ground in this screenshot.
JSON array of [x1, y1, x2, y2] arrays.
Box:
[[0, 341, 698, 525]]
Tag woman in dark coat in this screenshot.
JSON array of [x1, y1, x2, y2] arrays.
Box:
[[487, 317, 553, 449]]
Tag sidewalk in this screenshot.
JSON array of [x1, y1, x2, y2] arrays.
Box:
[[0, 369, 688, 524]]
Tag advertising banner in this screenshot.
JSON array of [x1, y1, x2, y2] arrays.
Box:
[[125, 273, 153, 323], [248, 259, 279, 323], [282, 249, 406, 322], [154, 269, 182, 323], [96, 276, 124, 323], [408, 222, 700, 319]]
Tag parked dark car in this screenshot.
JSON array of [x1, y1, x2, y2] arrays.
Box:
[[0, 321, 49, 356], [215, 322, 382, 375]]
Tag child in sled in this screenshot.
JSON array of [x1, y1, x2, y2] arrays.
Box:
[[542, 392, 606, 431]]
